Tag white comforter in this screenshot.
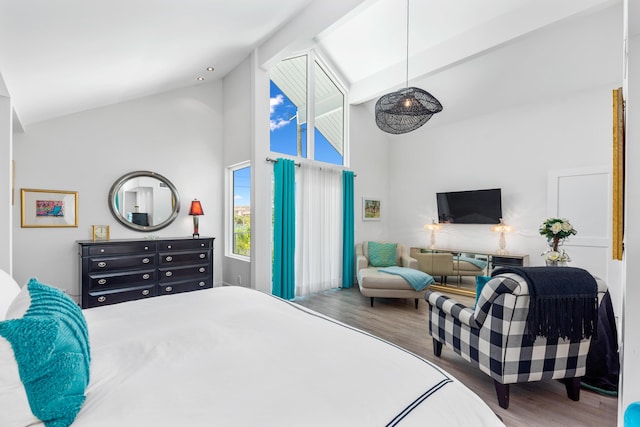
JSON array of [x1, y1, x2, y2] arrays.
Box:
[[65, 286, 502, 426]]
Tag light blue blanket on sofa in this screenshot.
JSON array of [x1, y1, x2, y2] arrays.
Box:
[[378, 267, 434, 291]]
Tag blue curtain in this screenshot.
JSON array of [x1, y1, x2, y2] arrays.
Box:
[[342, 171, 355, 288], [272, 158, 296, 300]]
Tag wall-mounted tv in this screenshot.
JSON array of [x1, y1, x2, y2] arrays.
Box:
[[436, 188, 502, 224]]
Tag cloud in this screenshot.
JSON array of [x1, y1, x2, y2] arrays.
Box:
[[270, 94, 292, 131], [234, 195, 243, 201], [270, 94, 284, 114]]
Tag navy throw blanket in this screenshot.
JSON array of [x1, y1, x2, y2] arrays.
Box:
[[491, 266, 598, 341]]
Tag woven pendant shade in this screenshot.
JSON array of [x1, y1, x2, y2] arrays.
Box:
[[374, 0, 443, 134], [375, 87, 443, 134]]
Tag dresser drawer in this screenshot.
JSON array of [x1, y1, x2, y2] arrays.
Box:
[[87, 284, 156, 308], [88, 254, 156, 272], [89, 269, 156, 289], [87, 242, 157, 256], [158, 240, 211, 251], [159, 278, 212, 295], [159, 264, 210, 282], [159, 250, 210, 266]]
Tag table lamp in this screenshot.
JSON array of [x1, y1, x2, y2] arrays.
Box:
[[492, 218, 512, 254], [424, 220, 441, 249], [189, 199, 204, 238]]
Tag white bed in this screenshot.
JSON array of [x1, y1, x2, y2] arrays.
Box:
[[0, 273, 504, 426]]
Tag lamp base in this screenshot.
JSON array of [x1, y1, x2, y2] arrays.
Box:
[[192, 233, 200, 239]]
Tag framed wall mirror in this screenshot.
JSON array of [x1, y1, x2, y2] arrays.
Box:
[[108, 171, 180, 232]]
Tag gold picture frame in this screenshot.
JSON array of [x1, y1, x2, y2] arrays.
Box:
[[612, 88, 625, 260], [21, 188, 78, 228]]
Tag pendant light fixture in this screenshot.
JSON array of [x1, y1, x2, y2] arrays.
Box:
[[375, 0, 443, 134]]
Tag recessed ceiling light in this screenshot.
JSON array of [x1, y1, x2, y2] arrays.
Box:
[[197, 76, 205, 81], [206, 67, 214, 71]]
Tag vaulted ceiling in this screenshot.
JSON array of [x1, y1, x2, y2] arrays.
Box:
[[0, 0, 621, 129]]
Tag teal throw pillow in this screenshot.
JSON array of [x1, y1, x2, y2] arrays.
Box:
[[368, 242, 398, 267], [475, 276, 492, 308], [0, 278, 90, 427]]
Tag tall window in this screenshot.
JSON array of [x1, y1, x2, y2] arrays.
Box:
[[229, 163, 251, 258], [270, 51, 346, 166]]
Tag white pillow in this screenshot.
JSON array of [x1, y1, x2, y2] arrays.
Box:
[[0, 279, 39, 426], [0, 270, 20, 320]]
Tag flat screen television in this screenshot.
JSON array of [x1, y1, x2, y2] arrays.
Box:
[[436, 188, 502, 224]]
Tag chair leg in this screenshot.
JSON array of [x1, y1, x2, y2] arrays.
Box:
[[370, 297, 374, 307], [414, 298, 419, 309], [494, 381, 510, 409], [432, 339, 442, 357], [564, 377, 581, 401]]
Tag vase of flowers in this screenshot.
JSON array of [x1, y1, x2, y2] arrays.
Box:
[[539, 217, 577, 266]]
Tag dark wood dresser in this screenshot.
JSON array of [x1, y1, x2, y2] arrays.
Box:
[[78, 237, 214, 308]]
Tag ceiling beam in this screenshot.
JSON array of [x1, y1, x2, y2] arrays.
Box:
[[349, 0, 620, 105], [257, 0, 369, 71]]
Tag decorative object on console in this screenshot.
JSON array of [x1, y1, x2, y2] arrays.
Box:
[[189, 199, 204, 238], [539, 217, 576, 266], [374, 0, 442, 134], [491, 218, 512, 254], [424, 219, 441, 249]]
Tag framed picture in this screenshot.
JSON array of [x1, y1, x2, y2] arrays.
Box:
[[362, 197, 381, 221], [21, 188, 78, 228]]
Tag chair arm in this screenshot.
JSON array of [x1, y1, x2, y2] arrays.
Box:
[[401, 255, 418, 269], [426, 290, 478, 329], [356, 255, 368, 272]]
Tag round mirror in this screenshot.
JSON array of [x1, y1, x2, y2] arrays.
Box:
[[108, 171, 180, 232]]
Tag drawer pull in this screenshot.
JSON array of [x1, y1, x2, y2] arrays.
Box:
[[165, 286, 173, 292], [97, 296, 106, 303], [198, 281, 205, 287], [144, 246, 149, 250], [98, 279, 107, 285], [100, 249, 105, 253], [142, 289, 150, 296], [167, 245, 172, 249], [97, 261, 107, 268], [200, 243, 205, 247], [199, 253, 206, 259], [199, 267, 205, 273], [142, 258, 150, 264], [142, 274, 150, 280], [165, 271, 173, 277], [165, 256, 173, 262]]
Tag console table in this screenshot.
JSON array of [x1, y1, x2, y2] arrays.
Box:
[[412, 247, 529, 297], [78, 237, 214, 308]]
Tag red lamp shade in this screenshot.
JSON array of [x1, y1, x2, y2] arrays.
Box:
[[189, 200, 204, 216]]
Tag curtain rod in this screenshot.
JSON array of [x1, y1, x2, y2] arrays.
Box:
[[265, 157, 357, 176]]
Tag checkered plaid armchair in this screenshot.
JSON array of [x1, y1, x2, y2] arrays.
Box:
[[426, 271, 607, 409]]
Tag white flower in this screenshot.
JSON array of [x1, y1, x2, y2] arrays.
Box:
[[545, 251, 561, 261], [561, 221, 573, 232], [550, 222, 563, 234]]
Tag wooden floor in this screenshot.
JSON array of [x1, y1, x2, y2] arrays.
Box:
[[294, 286, 618, 427]]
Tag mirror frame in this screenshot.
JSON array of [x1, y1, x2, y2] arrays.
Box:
[[108, 171, 181, 232]]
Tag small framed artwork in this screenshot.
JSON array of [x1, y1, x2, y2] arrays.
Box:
[[362, 197, 381, 221], [21, 188, 78, 228]]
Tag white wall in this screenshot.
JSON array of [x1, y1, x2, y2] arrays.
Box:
[[0, 78, 11, 274], [621, 0, 640, 419], [222, 56, 252, 287], [12, 82, 224, 299]]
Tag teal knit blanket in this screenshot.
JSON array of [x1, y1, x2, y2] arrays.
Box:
[[379, 266, 434, 291]]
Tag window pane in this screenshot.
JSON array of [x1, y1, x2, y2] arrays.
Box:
[[313, 61, 344, 166], [233, 166, 251, 257], [270, 55, 307, 158]]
